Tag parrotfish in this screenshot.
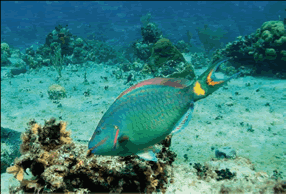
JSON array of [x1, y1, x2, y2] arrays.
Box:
[[88, 58, 240, 161]]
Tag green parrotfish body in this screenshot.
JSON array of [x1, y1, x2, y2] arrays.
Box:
[[88, 59, 240, 161]]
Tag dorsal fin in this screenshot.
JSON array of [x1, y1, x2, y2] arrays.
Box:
[[117, 77, 192, 99]]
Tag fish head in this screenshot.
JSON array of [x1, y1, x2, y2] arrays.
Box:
[[88, 120, 120, 156], [191, 58, 240, 101]]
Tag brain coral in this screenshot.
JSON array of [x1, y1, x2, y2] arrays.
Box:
[[212, 20, 286, 78]]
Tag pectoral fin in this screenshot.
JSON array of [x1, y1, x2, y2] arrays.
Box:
[[136, 145, 160, 162], [137, 150, 158, 162], [118, 134, 129, 145]]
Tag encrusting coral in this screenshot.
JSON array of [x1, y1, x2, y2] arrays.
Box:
[[146, 38, 196, 80], [212, 20, 286, 78], [7, 118, 176, 193], [6, 165, 24, 182]]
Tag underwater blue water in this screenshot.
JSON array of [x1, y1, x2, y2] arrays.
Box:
[[1, 1, 284, 52], [1, 1, 286, 193]]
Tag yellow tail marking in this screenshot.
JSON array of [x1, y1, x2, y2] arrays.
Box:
[[193, 81, 205, 96]]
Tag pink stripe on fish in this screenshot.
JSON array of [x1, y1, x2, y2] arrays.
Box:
[[90, 136, 109, 152], [113, 126, 120, 150], [116, 78, 190, 100]]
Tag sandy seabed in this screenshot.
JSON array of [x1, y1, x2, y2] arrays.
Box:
[[1, 57, 285, 193]]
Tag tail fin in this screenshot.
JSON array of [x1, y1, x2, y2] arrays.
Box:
[[190, 58, 240, 102]]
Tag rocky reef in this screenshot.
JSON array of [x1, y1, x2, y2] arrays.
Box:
[[6, 118, 176, 193], [213, 20, 286, 78], [1, 127, 22, 174], [6, 24, 128, 72], [146, 38, 195, 80], [132, 14, 196, 80]]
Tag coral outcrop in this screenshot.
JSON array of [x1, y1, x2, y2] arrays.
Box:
[[19, 24, 123, 71], [1, 42, 11, 66], [7, 118, 176, 193], [131, 15, 196, 80], [175, 40, 191, 53], [1, 127, 22, 173], [141, 22, 163, 44], [213, 20, 286, 78], [45, 24, 74, 56], [146, 38, 196, 80], [47, 84, 67, 100], [133, 42, 152, 60], [149, 38, 186, 68]]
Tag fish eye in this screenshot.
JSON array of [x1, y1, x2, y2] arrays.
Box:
[[95, 127, 102, 135]]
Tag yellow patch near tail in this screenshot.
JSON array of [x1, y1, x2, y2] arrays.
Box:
[[193, 81, 205, 96]]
